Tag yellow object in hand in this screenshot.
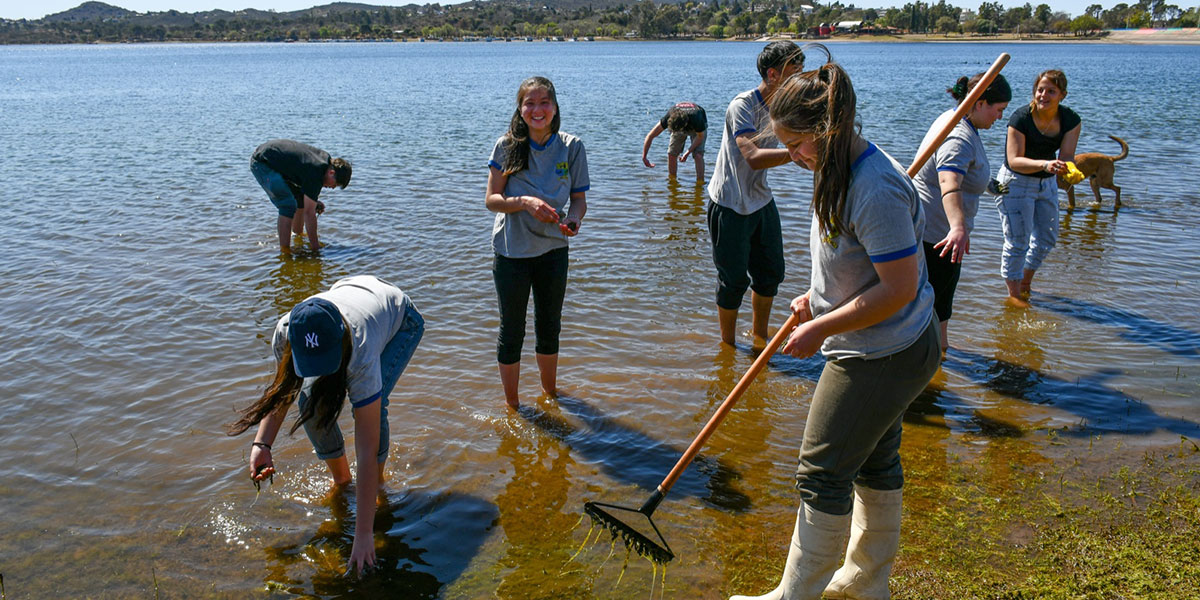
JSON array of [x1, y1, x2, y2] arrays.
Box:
[[1062, 161, 1085, 185]]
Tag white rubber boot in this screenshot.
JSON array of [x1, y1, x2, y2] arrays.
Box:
[[730, 502, 852, 600], [823, 486, 903, 600]]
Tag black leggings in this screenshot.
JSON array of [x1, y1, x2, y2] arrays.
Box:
[[493, 247, 569, 365]]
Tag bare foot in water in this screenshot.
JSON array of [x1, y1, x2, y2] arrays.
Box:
[[1005, 295, 1032, 309]]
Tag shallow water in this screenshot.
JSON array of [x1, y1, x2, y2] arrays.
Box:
[[1, 41, 1198, 598]]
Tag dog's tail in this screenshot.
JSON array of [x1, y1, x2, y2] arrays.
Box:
[[1108, 135, 1129, 162]]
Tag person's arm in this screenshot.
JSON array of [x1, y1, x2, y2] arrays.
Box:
[[735, 133, 793, 170], [781, 253, 921, 359], [933, 170, 969, 263], [249, 402, 289, 481], [1058, 122, 1081, 164], [346, 399, 381, 576], [485, 167, 559, 222], [560, 192, 586, 237], [642, 123, 665, 167], [1006, 127, 1066, 176], [681, 131, 706, 162], [300, 197, 320, 249]]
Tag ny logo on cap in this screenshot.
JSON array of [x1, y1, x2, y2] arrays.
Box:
[[305, 332, 320, 348]]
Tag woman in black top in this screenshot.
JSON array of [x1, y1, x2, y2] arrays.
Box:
[[995, 69, 1080, 307]]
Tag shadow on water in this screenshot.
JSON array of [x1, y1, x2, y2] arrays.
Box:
[[262, 488, 497, 599], [906, 384, 1026, 439], [942, 347, 1200, 438], [1035, 293, 1200, 359], [517, 394, 752, 512]]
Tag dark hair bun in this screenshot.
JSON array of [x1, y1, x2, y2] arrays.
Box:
[[946, 76, 969, 101]]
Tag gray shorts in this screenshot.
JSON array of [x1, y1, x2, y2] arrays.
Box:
[[668, 130, 705, 156]]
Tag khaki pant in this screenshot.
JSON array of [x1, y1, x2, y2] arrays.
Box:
[[794, 318, 940, 515]]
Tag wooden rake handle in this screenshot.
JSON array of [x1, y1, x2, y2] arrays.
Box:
[[657, 311, 802, 495], [907, 52, 1010, 178]]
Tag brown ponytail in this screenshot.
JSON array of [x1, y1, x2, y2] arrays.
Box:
[[768, 51, 859, 238]]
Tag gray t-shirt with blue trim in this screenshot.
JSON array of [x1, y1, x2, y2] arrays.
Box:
[[707, 89, 777, 216], [809, 144, 936, 360], [914, 109, 991, 243], [488, 131, 590, 259], [273, 275, 411, 408]]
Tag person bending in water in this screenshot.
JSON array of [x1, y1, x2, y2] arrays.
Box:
[[250, 139, 352, 254], [731, 51, 940, 600], [485, 76, 589, 408], [707, 41, 804, 349], [228, 275, 423, 575], [641, 102, 708, 182], [995, 69, 1080, 307], [914, 72, 1011, 351]]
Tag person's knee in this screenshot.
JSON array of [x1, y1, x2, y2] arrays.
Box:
[[795, 471, 856, 515], [716, 283, 749, 310]]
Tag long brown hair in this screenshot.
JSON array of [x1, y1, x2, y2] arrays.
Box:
[[227, 331, 352, 437], [500, 76, 561, 175], [768, 51, 859, 237]]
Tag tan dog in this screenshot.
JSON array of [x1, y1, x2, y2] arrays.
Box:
[[1060, 135, 1129, 208]]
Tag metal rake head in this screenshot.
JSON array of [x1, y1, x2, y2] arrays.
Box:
[[584, 501, 675, 564]]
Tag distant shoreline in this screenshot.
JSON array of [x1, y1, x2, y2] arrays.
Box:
[[5, 28, 1198, 46]]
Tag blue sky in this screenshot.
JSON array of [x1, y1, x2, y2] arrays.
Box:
[[0, 0, 1103, 23]]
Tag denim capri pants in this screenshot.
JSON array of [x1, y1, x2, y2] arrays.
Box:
[[995, 165, 1059, 280], [250, 159, 299, 219], [298, 303, 425, 464]]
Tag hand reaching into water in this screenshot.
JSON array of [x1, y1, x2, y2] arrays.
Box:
[[346, 536, 377, 577]]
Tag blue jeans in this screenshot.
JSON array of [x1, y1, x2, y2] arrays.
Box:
[[996, 166, 1059, 280], [250, 159, 298, 218], [298, 304, 424, 463]]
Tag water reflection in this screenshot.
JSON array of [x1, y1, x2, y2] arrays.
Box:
[[256, 253, 331, 327], [262, 488, 497, 598], [1036, 293, 1200, 359], [519, 394, 752, 512], [943, 348, 1200, 437], [495, 416, 592, 599]]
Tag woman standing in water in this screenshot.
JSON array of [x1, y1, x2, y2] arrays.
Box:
[[914, 72, 1011, 350], [228, 275, 424, 576], [731, 51, 940, 600], [996, 69, 1080, 307], [485, 76, 589, 408]]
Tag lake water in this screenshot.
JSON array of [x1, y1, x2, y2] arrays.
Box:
[[1, 40, 1198, 598]]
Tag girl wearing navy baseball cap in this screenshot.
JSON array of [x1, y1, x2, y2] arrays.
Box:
[[228, 275, 423, 576]]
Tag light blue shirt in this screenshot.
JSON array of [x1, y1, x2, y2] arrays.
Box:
[[273, 276, 411, 408], [914, 109, 991, 243], [488, 131, 589, 259], [707, 89, 777, 215], [809, 144, 935, 360]]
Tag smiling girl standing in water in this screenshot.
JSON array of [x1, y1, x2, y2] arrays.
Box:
[[485, 76, 590, 408], [996, 69, 1080, 307]]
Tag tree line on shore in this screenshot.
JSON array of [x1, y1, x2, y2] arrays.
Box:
[[1, 0, 1196, 44]]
